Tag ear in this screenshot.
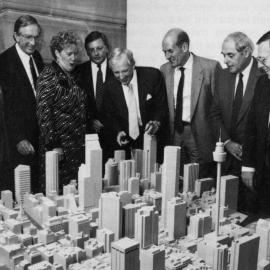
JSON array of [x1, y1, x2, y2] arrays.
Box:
[[243, 47, 251, 58], [181, 42, 189, 53], [13, 32, 19, 43], [55, 50, 61, 59]]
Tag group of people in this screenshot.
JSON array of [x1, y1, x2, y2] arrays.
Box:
[[1, 14, 270, 217]]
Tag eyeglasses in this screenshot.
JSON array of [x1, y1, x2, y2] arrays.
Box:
[[256, 55, 270, 66], [19, 33, 41, 42]]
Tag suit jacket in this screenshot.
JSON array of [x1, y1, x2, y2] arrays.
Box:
[[242, 75, 270, 184], [210, 58, 261, 145], [103, 67, 168, 140], [75, 60, 114, 127], [160, 53, 221, 162], [0, 45, 44, 161]]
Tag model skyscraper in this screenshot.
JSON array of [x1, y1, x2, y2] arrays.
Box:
[[45, 151, 59, 196], [15, 165, 31, 206]]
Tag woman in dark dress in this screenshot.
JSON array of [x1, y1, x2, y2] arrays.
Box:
[[36, 31, 87, 193]]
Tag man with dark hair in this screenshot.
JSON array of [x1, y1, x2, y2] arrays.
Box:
[[75, 31, 115, 162], [0, 15, 44, 194], [161, 28, 221, 177], [210, 32, 261, 213], [242, 31, 270, 216]]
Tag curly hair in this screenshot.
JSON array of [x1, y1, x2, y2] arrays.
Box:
[[50, 30, 81, 59]]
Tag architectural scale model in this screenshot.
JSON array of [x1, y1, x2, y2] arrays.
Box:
[[0, 134, 268, 270]]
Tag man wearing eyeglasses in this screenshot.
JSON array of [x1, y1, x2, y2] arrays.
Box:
[[0, 15, 44, 194], [210, 32, 262, 214], [242, 31, 270, 216]]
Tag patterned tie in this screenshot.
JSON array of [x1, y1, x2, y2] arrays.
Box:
[[29, 56, 37, 87], [127, 83, 140, 140], [174, 67, 185, 133], [96, 64, 104, 111], [231, 73, 243, 137]]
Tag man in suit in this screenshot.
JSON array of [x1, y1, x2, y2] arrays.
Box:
[[242, 31, 270, 216], [103, 48, 168, 156], [75, 31, 115, 161], [0, 15, 44, 194], [210, 32, 261, 213], [161, 28, 221, 177]]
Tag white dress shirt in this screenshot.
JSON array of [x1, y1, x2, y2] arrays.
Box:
[[173, 53, 193, 122], [91, 60, 107, 98], [15, 43, 39, 94], [122, 69, 142, 126]]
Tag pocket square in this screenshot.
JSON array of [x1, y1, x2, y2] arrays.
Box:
[[146, 94, 152, 100]]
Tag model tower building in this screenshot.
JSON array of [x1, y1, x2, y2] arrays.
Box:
[[45, 150, 59, 196], [134, 205, 159, 248], [143, 133, 157, 179], [167, 197, 186, 240], [15, 165, 31, 206], [183, 163, 199, 192], [256, 219, 270, 262], [111, 237, 140, 270], [161, 146, 180, 227], [119, 160, 135, 191], [85, 134, 102, 207]]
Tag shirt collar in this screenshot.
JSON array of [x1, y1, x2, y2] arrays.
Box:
[[241, 57, 253, 78], [91, 59, 107, 70], [15, 43, 31, 61]]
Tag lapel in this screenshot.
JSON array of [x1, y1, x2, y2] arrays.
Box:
[[113, 79, 129, 118], [164, 63, 175, 121], [136, 67, 147, 120], [190, 54, 203, 120], [237, 59, 261, 124], [224, 71, 236, 123]]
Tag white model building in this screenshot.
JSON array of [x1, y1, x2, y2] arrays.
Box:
[[150, 172, 162, 192], [161, 146, 180, 227], [46, 150, 59, 196], [1, 190, 13, 209], [111, 237, 140, 270], [167, 197, 187, 240], [134, 205, 158, 249], [85, 134, 102, 208], [114, 150, 126, 166], [230, 234, 260, 270], [256, 219, 270, 262], [78, 164, 94, 211], [127, 177, 139, 195], [119, 160, 135, 191], [188, 212, 212, 239], [15, 165, 31, 206], [195, 178, 214, 197], [140, 245, 165, 270], [131, 149, 144, 177], [197, 240, 228, 270], [104, 159, 118, 186], [220, 175, 238, 214], [68, 214, 90, 238], [96, 228, 115, 253], [143, 133, 157, 179], [99, 192, 131, 240], [183, 163, 199, 192]]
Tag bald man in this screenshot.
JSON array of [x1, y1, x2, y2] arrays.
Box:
[[161, 28, 221, 177]]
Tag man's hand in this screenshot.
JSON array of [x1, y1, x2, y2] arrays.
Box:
[[16, 140, 35, 155], [225, 141, 242, 160], [144, 120, 161, 135], [241, 171, 255, 191], [117, 131, 129, 146], [92, 119, 104, 133]]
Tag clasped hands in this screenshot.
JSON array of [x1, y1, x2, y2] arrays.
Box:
[[117, 120, 160, 146]]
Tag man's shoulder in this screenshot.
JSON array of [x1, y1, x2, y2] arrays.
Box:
[[193, 54, 219, 69], [136, 66, 162, 78], [0, 45, 16, 60], [160, 62, 171, 73]]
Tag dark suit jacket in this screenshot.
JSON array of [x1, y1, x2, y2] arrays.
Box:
[[0, 45, 44, 163], [161, 53, 221, 163], [242, 75, 270, 184], [210, 58, 261, 145], [75, 60, 114, 128], [103, 67, 168, 142]]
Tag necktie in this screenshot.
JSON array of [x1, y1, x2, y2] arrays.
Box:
[[174, 67, 185, 133], [127, 83, 140, 140], [231, 73, 243, 137], [29, 56, 37, 87], [96, 64, 104, 111]]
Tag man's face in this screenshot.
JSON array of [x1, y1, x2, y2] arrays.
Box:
[[257, 40, 270, 79], [111, 55, 134, 85], [14, 24, 40, 55], [221, 39, 249, 73], [86, 38, 108, 65], [162, 35, 187, 68]]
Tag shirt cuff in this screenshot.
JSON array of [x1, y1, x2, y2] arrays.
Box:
[[224, 139, 231, 146], [241, 166, 255, 172]]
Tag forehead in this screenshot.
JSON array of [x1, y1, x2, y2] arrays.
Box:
[[111, 55, 130, 71], [258, 40, 270, 56], [222, 39, 237, 53], [87, 38, 106, 49], [61, 44, 78, 53], [162, 35, 177, 49], [18, 24, 39, 35]]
